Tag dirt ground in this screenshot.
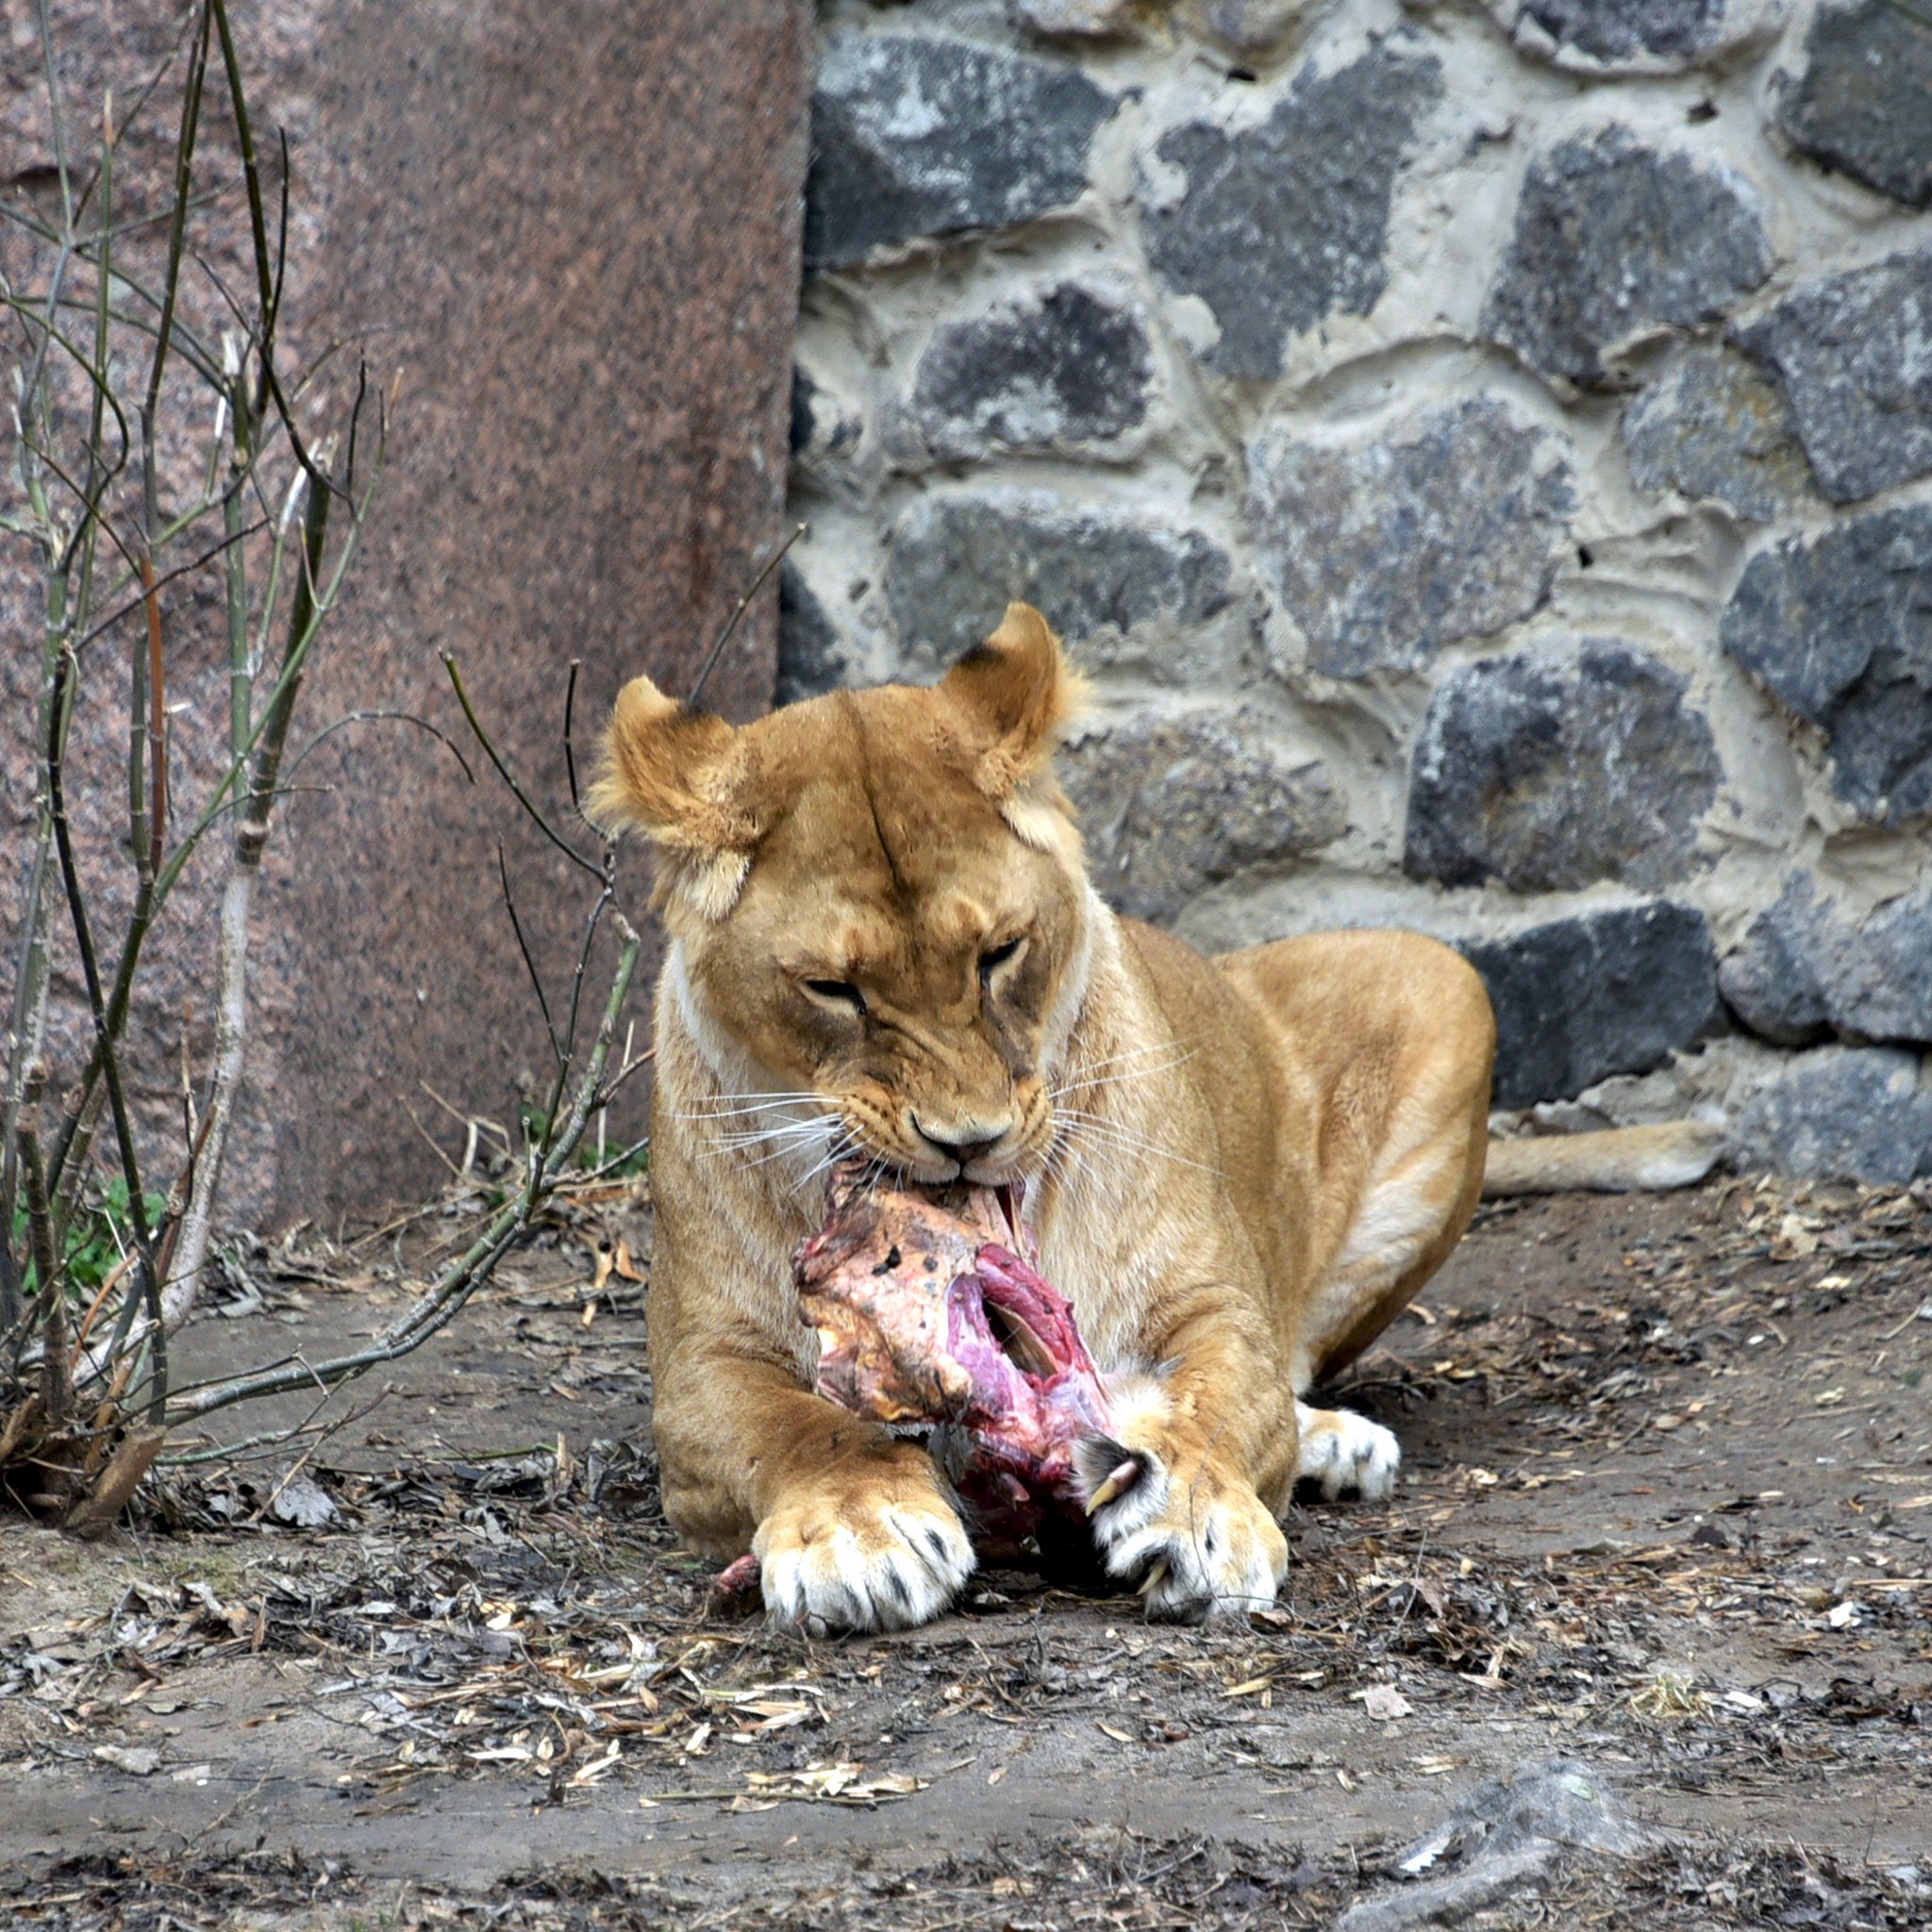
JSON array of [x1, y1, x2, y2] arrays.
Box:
[[4, 1173, 1930, 1929]]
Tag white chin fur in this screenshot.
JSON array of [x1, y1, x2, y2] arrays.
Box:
[[1295, 1403, 1401, 1501], [756, 1504, 975, 1637]]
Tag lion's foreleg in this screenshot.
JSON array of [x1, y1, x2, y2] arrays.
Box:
[[1074, 1297, 1296, 1623], [648, 1291, 975, 1636]]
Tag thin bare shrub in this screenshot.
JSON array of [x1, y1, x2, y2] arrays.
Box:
[[0, 3, 649, 1529]]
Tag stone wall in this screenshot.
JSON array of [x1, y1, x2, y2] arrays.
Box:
[[783, 0, 1932, 1181]]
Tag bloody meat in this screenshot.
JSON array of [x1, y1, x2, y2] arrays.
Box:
[[794, 1160, 1118, 1546]]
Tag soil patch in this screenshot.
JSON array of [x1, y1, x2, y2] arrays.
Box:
[[4, 1175, 1929, 1926]]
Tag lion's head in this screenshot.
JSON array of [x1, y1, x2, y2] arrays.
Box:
[[592, 604, 1092, 1185]]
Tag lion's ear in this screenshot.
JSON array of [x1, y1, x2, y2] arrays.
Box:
[[940, 603, 1087, 798], [590, 675, 756, 918]]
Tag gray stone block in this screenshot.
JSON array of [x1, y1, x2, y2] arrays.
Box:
[[1734, 249, 1932, 505], [1460, 904, 1723, 1108], [1406, 637, 1721, 893], [1778, 0, 1932, 210], [1247, 397, 1573, 677], [1722, 874, 1932, 1047], [1810, 889, 1932, 1046], [1621, 345, 1811, 523], [775, 561, 852, 708], [1483, 126, 1772, 389], [1718, 879, 1833, 1047], [1515, 0, 1727, 65], [1719, 505, 1932, 824], [1736, 1044, 1932, 1182], [886, 493, 1234, 667], [791, 366, 861, 463], [1060, 709, 1346, 924], [1013, 0, 1137, 35], [902, 284, 1154, 461], [805, 34, 1116, 269], [1140, 44, 1441, 378]]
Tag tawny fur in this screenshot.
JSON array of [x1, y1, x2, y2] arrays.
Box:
[[597, 605, 1507, 1629], [1482, 1121, 1725, 1197]]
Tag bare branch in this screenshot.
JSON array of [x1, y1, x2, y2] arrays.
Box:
[[280, 708, 476, 788], [164, 919, 641, 1426], [563, 657, 584, 817], [686, 521, 807, 708], [442, 652, 606, 881], [498, 841, 562, 1068]]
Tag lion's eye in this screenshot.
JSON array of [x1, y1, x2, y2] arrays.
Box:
[[803, 977, 867, 1016], [979, 937, 1024, 985]]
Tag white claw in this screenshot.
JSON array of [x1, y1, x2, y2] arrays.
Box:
[[1085, 1457, 1143, 1515], [755, 1497, 974, 1635]]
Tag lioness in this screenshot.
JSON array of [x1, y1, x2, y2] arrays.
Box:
[[593, 603, 1499, 1630]]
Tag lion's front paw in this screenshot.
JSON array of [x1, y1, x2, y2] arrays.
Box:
[[754, 1463, 974, 1637], [1074, 1431, 1288, 1624]]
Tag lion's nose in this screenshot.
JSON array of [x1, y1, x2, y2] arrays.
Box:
[[911, 1116, 1007, 1169]]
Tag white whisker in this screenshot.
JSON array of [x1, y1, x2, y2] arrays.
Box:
[[1062, 1036, 1200, 1079], [672, 1091, 826, 1122], [1041, 1126, 1103, 1237], [1049, 1041, 1201, 1106], [793, 1129, 863, 1196], [1050, 1106, 1226, 1180], [733, 1124, 842, 1175], [708, 1118, 832, 1146]]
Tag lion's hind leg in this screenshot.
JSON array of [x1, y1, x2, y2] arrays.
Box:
[[1285, 999, 1489, 1506], [1216, 930, 1492, 1517], [1286, 1120, 1471, 1506], [1223, 932, 1493, 1507], [1298, 1092, 1487, 1389], [1293, 1400, 1401, 1500]]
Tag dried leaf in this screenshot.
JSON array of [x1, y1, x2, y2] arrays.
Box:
[[569, 1745, 623, 1785], [270, 1473, 340, 1528], [1771, 1213, 1819, 1260], [741, 1760, 924, 1804], [1352, 1684, 1413, 1721]]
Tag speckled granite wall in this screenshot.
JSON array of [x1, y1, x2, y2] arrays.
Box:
[[2, 0, 808, 1221], [782, 0, 1932, 1180]]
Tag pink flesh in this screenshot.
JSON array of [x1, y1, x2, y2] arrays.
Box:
[[794, 1161, 1115, 1545], [708, 1551, 762, 1615]]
